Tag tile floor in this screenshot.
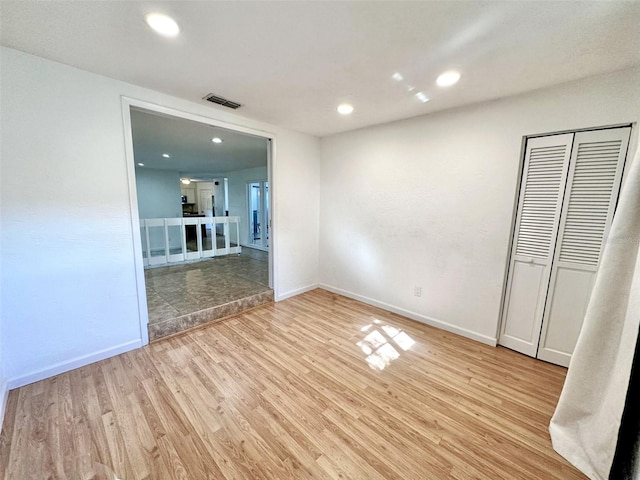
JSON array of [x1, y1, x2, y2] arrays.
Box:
[[144, 248, 271, 339]]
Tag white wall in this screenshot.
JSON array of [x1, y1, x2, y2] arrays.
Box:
[[0, 312, 6, 429], [320, 67, 640, 344], [135, 168, 182, 250], [0, 47, 321, 389], [135, 168, 182, 218], [227, 166, 268, 247]]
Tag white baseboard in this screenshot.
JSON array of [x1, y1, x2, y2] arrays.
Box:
[[276, 283, 320, 302], [7, 339, 143, 390], [318, 284, 497, 347], [0, 379, 8, 434]]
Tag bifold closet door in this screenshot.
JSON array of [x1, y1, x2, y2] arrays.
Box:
[[500, 127, 631, 366], [498, 134, 573, 357], [537, 127, 630, 366]]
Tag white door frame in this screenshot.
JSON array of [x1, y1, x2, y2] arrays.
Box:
[[121, 96, 276, 346]]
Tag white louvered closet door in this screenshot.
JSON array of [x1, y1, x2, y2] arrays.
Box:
[[498, 134, 573, 357], [537, 127, 630, 366]]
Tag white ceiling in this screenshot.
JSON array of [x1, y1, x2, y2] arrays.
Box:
[[2, 1, 640, 137], [131, 108, 268, 179]]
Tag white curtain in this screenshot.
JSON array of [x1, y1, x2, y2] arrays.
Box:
[[550, 130, 640, 480]]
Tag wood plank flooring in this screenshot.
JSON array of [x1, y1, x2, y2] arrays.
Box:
[[0, 289, 586, 479]]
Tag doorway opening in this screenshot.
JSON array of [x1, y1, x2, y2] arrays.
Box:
[[248, 181, 269, 250], [124, 101, 275, 342]]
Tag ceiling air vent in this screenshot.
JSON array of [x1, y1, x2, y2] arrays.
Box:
[[203, 93, 242, 110]]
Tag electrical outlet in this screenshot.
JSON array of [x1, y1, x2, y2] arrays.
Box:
[[414, 285, 422, 297]]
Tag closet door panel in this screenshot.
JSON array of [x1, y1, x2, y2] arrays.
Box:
[[499, 134, 573, 357], [538, 265, 595, 364], [538, 127, 630, 366], [502, 262, 549, 344]]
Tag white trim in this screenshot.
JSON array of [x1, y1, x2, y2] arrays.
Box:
[[495, 135, 528, 341], [7, 340, 142, 390], [268, 138, 276, 293], [121, 99, 149, 345], [319, 284, 498, 347], [276, 283, 320, 302], [0, 380, 8, 434], [120, 96, 277, 345]]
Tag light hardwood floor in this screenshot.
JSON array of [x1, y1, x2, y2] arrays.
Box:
[[0, 289, 586, 479]]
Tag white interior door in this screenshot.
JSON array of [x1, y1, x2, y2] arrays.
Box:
[[537, 127, 630, 366], [499, 134, 574, 356], [199, 189, 213, 216]]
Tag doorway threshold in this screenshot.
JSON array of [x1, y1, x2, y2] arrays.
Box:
[[149, 289, 273, 341], [144, 249, 271, 341]]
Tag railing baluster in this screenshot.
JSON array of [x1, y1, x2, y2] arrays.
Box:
[[211, 217, 218, 257], [181, 218, 187, 256], [225, 218, 230, 251], [144, 220, 151, 266], [163, 219, 169, 263], [196, 218, 203, 258], [235, 221, 240, 253]]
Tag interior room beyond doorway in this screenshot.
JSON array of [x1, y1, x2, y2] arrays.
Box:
[[130, 106, 273, 341]]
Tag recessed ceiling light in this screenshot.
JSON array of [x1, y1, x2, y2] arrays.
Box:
[[211, 137, 223, 144], [162, 153, 171, 158], [337, 104, 354, 115], [392, 72, 404, 81], [137, 163, 145, 167], [180, 178, 191, 185], [415, 92, 430, 103], [145, 13, 180, 37], [436, 70, 461, 87]]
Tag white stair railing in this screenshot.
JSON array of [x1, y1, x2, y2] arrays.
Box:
[[140, 216, 241, 267]]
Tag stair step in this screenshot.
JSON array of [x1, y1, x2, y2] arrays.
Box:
[[149, 289, 274, 341]]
